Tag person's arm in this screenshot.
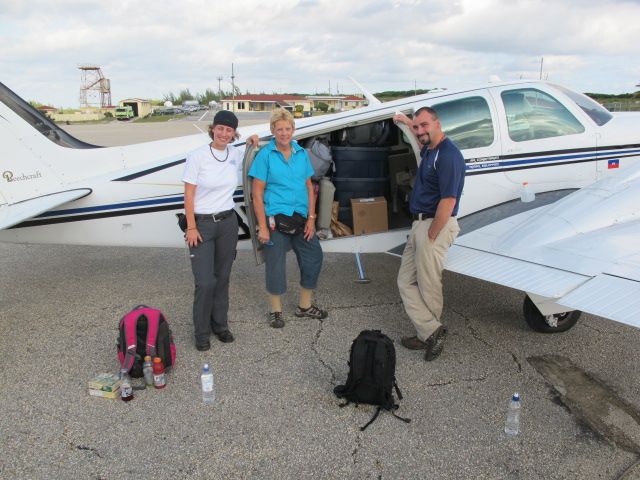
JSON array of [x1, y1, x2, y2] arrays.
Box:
[[184, 182, 203, 247], [252, 178, 270, 244], [303, 177, 316, 241], [427, 197, 456, 241]]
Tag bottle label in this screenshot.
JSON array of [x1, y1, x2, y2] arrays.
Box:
[[153, 373, 166, 387], [202, 377, 214, 392]]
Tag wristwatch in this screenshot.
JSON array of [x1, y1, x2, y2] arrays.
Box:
[[309, 214, 316, 219]]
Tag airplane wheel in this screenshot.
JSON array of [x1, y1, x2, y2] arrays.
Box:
[[522, 295, 581, 333]]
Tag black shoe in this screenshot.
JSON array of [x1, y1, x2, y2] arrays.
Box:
[[294, 304, 328, 319], [215, 330, 234, 343], [401, 336, 428, 350], [195, 340, 211, 351], [269, 311, 285, 328], [424, 327, 448, 361]]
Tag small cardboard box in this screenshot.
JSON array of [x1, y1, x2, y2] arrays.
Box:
[[351, 197, 388, 236]]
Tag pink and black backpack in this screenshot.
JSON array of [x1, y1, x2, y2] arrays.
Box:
[[117, 305, 177, 378]]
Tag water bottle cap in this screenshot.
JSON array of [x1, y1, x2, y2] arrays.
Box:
[[203, 363, 210, 372], [512, 392, 520, 401]]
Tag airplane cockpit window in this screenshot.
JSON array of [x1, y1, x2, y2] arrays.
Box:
[[502, 88, 585, 142], [552, 84, 613, 126], [0, 82, 99, 149], [432, 96, 494, 150]]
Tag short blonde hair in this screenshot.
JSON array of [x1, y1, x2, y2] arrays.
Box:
[[269, 108, 295, 132]]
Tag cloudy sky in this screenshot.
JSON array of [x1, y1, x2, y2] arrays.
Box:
[[1, 0, 639, 107]]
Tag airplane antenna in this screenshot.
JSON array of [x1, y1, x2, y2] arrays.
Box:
[[347, 76, 381, 105], [231, 63, 236, 112], [78, 65, 111, 108]]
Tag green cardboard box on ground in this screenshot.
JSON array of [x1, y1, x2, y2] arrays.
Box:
[[350, 197, 388, 235]]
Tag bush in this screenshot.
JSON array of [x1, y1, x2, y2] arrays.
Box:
[[316, 102, 329, 112]]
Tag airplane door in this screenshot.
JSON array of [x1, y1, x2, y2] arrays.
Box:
[[395, 122, 422, 165], [242, 142, 265, 265], [495, 86, 597, 192]]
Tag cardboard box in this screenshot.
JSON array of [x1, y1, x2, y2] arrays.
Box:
[[350, 197, 388, 236]]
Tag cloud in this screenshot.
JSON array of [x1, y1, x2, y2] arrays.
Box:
[[1, 0, 638, 106]]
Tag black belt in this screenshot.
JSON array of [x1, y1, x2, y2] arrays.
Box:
[[195, 210, 234, 222], [411, 213, 434, 221]]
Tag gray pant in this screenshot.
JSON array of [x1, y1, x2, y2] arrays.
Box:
[[189, 214, 238, 343]]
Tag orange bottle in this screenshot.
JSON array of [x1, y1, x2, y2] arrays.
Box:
[[152, 357, 166, 389]]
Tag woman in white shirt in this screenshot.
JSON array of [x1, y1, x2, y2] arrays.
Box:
[[182, 110, 257, 351]]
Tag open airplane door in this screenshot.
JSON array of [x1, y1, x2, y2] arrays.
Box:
[[242, 142, 266, 265]]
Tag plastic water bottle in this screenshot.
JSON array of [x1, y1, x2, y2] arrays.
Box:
[[505, 392, 521, 436], [201, 363, 215, 405], [520, 182, 535, 203], [142, 356, 154, 387]]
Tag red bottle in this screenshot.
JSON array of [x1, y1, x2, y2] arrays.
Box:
[[152, 357, 166, 389]]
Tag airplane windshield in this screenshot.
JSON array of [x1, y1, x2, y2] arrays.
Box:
[[0, 82, 99, 149], [553, 84, 613, 126]]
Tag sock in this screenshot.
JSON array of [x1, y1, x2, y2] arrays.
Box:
[[269, 294, 282, 313], [299, 288, 312, 310]]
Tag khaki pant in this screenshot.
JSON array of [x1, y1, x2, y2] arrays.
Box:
[[397, 217, 460, 341]]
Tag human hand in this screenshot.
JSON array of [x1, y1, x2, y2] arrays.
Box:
[[393, 112, 412, 127], [247, 134, 259, 147], [304, 218, 316, 241], [257, 226, 271, 245], [185, 228, 202, 247]]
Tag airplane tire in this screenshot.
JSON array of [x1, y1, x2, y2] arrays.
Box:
[[522, 295, 581, 333]]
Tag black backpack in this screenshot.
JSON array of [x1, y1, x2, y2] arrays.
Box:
[[334, 330, 410, 431]]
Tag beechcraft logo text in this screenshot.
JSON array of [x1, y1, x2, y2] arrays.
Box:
[[2, 170, 42, 182]]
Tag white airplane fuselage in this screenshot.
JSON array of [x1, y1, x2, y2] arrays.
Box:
[[1, 80, 639, 255]]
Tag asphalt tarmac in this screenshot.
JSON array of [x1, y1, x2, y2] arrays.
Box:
[[2, 120, 640, 479]]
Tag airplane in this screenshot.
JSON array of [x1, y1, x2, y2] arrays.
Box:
[[1, 79, 639, 333]]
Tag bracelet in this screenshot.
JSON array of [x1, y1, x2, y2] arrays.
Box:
[[187, 227, 197, 231], [308, 214, 316, 219]]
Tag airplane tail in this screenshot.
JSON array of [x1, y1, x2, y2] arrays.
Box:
[[0, 82, 103, 228]]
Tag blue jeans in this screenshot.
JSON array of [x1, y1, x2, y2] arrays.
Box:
[[263, 230, 323, 295]]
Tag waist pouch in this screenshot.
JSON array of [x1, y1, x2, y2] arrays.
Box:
[[274, 213, 306, 235]]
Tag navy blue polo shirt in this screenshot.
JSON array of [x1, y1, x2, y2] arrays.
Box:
[[248, 139, 314, 217], [410, 137, 465, 217]]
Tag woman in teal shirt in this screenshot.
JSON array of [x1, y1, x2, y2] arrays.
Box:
[[249, 108, 327, 328]]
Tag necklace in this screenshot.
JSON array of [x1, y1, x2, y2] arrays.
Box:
[[209, 144, 229, 162]]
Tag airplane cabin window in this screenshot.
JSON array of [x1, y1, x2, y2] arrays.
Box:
[[432, 96, 494, 150], [552, 84, 613, 126], [502, 88, 585, 142]]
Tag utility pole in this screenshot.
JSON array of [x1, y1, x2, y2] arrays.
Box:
[[414, 80, 417, 96], [217, 76, 223, 101], [231, 63, 236, 113], [539, 57, 544, 80]]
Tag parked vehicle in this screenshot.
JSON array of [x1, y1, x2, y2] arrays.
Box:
[[115, 106, 134, 120]]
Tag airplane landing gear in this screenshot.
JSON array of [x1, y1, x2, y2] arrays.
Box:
[[523, 295, 582, 333]]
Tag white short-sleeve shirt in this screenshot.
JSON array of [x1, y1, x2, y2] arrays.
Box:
[[182, 144, 244, 214]]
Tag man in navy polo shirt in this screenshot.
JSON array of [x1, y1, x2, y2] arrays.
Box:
[[394, 107, 465, 361]]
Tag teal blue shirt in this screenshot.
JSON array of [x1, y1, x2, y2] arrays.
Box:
[[249, 139, 314, 217]]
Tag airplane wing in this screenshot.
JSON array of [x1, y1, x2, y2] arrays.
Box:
[[0, 189, 92, 230], [446, 162, 640, 328]]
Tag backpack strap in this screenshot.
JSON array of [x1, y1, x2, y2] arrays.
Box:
[[394, 380, 403, 400], [360, 407, 382, 432], [120, 310, 140, 372], [138, 308, 162, 357]]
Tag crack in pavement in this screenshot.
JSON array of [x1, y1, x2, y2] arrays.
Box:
[[453, 307, 523, 372], [426, 376, 488, 387], [330, 301, 403, 311], [351, 433, 362, 465], [310, 319, 337, 385]]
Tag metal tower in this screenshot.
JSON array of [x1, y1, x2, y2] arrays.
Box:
[[78, 65, 111, 107]]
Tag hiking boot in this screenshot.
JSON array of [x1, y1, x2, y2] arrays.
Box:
[[294, 304, 328, 319], [269, 311, 285, 328], [195, 340, 211, 351], [424, 326, 448, 361], [401, 336, 428, 350], [215, 330, 234, 343]]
